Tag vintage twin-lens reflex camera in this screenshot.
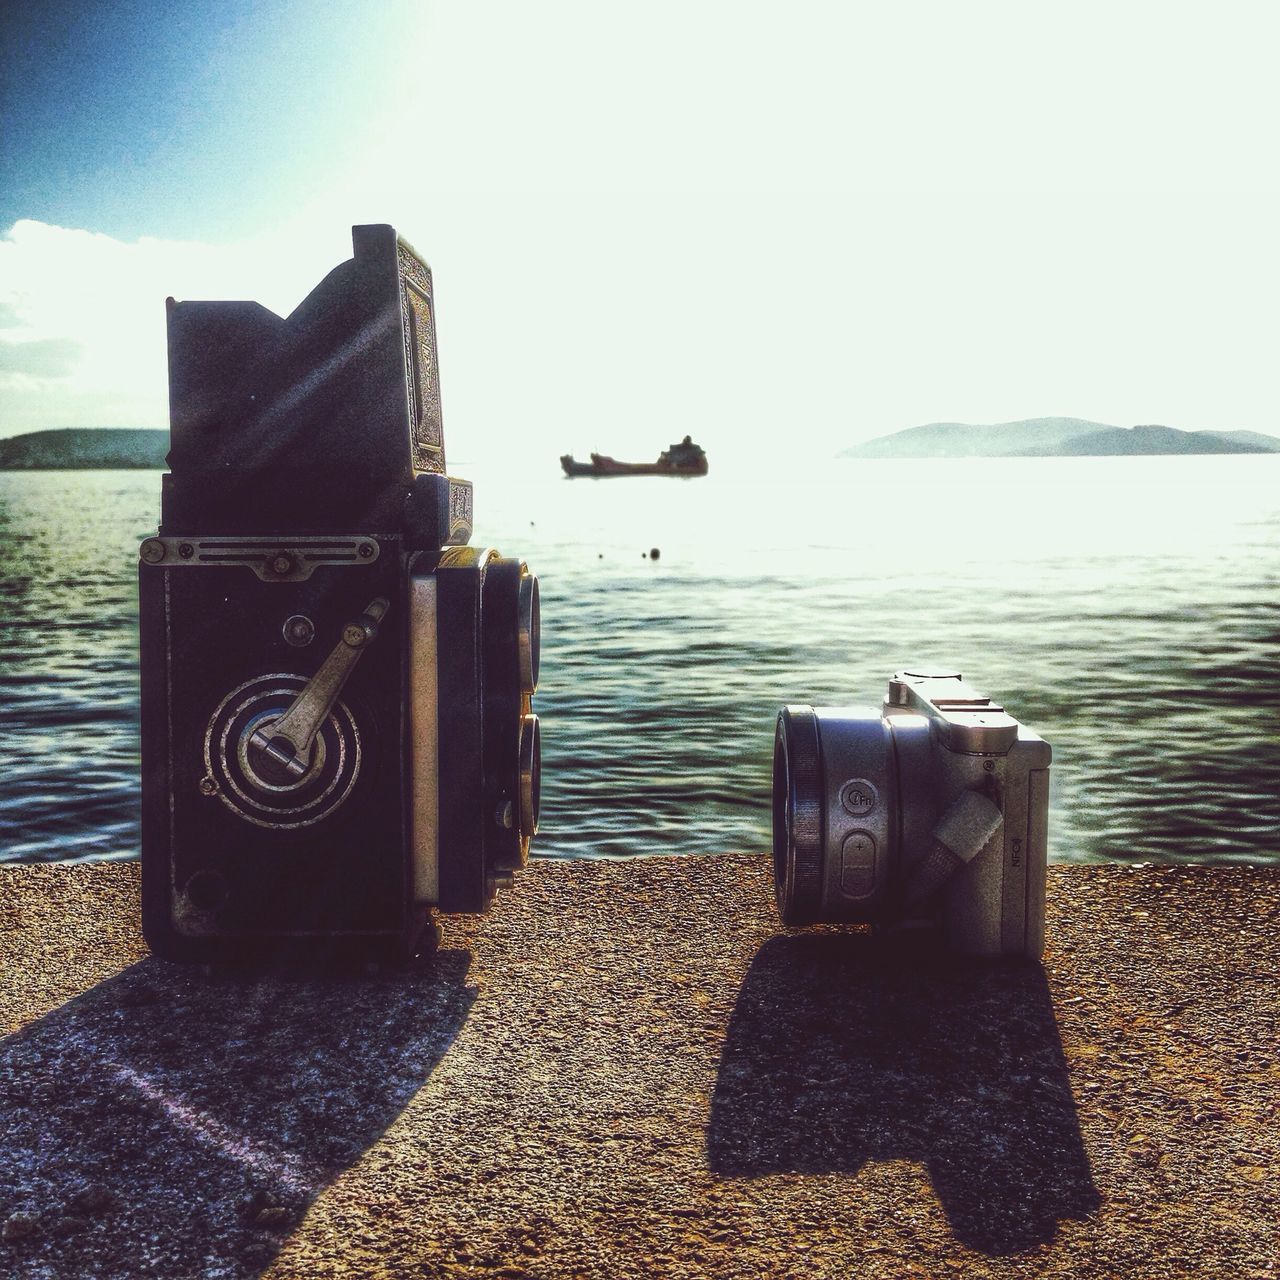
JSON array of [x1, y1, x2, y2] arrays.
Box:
[[139, 224, 540, 962], [772, 672, 1050, 958]]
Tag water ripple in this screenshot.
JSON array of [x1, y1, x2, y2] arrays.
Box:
[[2, 458, 1279, 866]]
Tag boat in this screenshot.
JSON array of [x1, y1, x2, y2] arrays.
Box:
[[560, 435, 708, 478]]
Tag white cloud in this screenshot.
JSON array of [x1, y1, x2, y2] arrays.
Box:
[[5, 2, 1280, 452], [3, 185, 1278, 461]]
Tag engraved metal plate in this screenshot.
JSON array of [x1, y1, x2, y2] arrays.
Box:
[[448, 478, 474, 544], [398, 242, 446, 475], [138, 536, 380, 581]]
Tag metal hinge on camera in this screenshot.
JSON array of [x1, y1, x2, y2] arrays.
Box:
[[138, 536, 381, 581]]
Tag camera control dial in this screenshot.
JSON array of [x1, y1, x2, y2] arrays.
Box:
[[200, 600, 387, 831], [249, 598, 387, 780], [202, 675, 364, 830]]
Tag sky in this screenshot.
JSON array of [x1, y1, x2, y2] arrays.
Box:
[[1, 0, 1278, 464]]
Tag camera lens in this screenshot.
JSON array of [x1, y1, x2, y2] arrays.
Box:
[[772, 706, 824, 925], [518, 570, 540, 694], [518, 713, 541, 838], [772, 705, 898, 925]]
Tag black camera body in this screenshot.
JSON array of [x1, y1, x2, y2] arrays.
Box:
[[139, 225, 539, 962]]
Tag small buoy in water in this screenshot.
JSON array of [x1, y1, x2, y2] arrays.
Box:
[[649, 547, 660, 560], [598, 553, 603, 559]]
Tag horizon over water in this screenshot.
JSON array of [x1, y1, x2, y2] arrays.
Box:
[[1, 453, 1278, 866]]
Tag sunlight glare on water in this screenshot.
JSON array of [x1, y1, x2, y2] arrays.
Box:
[[0, 454, 1277, 865]]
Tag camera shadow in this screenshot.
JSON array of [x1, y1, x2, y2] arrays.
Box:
[[0, 950, 475, 1278], [707, 934, 1099, 1255]]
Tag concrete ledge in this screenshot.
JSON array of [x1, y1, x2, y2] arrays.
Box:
[[1, 857, 1277, 1278]]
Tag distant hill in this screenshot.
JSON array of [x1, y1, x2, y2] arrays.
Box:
[[840, 418, 1280, 459], [1210, 429, 1280, 451], [0, 428, 168, 469], [1014, 424, 1273, 457]]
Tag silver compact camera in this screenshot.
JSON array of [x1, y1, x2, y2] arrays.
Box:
[[772, 671, 1051, 959]]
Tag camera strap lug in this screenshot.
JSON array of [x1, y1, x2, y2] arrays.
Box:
[[903, 790, 1004, 905]]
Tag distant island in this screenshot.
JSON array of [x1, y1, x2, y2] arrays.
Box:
[[840, 417, 1280, 459], [5, 420, 1279, 470], [0, 428, 169, 470]]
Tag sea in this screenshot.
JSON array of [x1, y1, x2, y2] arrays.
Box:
[[1, 454, 1278, 867]]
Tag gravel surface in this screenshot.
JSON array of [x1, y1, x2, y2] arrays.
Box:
[[1, 856, 1277, 1279]]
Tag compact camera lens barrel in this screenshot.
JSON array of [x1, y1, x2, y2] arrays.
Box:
[[773, 706, 824, 925], [774, 705, 897, 926]]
